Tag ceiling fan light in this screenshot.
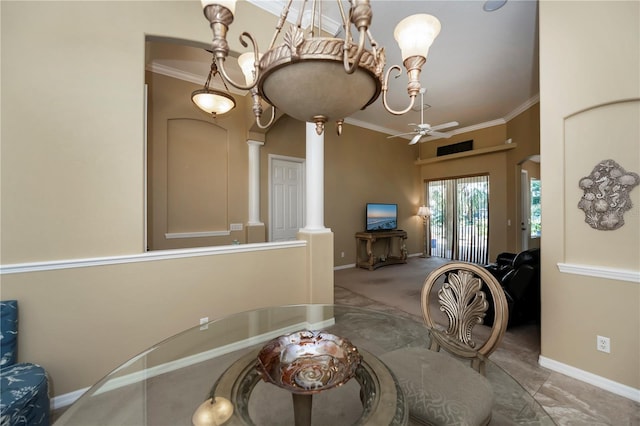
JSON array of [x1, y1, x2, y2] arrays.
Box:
[[394, 14, 441, 61], [191, 89, 236, 116]]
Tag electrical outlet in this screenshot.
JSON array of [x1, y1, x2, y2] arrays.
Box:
[[200, 317, 209, 331], [230, 223, 243, 231], [596, 335, 610, 353], [341, 251, 345, 258]]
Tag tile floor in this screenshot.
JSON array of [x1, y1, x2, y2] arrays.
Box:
[[334, 260, 640, 426]]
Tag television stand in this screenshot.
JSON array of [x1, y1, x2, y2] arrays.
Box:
[[355, 230, 408, 270]]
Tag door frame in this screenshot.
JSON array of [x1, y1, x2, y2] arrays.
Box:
[[268, 154, 306, 242], [521, 169, 530, 251]]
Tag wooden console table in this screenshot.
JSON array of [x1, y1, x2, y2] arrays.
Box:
[[355, 230, 408, 270]]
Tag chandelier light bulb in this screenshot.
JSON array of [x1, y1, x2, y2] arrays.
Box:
[[237, 52, 257, 85], [394, 14, 441, 61], [191, 90, 236, 116]]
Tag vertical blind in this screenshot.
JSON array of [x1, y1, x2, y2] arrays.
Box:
[[428, 175, 489, 264]]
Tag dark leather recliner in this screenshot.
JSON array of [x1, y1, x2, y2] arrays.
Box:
[[483, 248, 540, 327]]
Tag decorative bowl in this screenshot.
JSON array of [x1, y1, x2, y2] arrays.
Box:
[[256, 330, 362, 394]]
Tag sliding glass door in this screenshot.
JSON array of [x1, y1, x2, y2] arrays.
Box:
[[427, 175, 489, 264]]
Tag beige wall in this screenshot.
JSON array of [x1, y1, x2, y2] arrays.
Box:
[[265, 116, 424, 266], [146, 71, 251, 249], [539, 1, 639, 389], [0, 1, 333, 398], [7, 0, 635, 405], [507, 103, 541, 251]]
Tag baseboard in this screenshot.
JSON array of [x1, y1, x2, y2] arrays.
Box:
[[51, 387, 89, 410], [334, 263, 356, 271], [539, 355, 640, 402]]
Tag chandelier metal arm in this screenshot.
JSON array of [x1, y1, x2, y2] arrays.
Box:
[[255, 105, 277, 129], [343, 0, 372, 74], [216, 32, 261, 91], [343, 27, 367, 74], [249, 87, 277, 129], [269, 0, 295, 50], [382, 65, 417, 115]]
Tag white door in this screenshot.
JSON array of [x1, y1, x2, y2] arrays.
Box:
[[270, 156, 305, 242]]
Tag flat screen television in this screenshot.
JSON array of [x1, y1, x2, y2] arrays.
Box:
[[366, 203, 398, 232]]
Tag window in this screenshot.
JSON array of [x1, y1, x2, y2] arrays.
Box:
[[530, 178, 541, 238], [428, 175, 490, 264]]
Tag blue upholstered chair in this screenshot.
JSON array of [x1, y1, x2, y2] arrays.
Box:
[[1, 300, 50, 425]]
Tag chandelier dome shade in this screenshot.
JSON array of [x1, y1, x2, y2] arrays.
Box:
[[191, 88, 236, 116], [258, 38, 381, 124]]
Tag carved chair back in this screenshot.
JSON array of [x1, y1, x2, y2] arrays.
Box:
[[421, 262, 509, 374]]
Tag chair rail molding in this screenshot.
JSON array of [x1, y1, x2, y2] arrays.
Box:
[[557, 263, 640, 284], [0, 241, 306, 275]]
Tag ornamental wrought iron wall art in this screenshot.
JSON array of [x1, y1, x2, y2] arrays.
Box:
[[578, 159, 639, 230]]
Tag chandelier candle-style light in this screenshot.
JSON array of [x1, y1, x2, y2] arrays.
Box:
[[199, 0, 441, 135]]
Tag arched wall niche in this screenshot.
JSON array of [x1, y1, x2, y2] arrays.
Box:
[[145, 36, 259, 251]]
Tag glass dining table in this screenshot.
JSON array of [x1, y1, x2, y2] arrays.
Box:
[[54, 304, 553, 425]]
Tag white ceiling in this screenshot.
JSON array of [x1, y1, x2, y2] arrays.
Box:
[[147, 0, 539, 141]]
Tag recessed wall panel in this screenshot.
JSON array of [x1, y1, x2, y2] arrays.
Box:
[[167, 119, 228, 233], [564, 100, 640, 269]]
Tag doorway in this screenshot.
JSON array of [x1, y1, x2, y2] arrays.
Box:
[[427, 175, 490, 264], [518, 156, 541, 251], [269, 156, 305, 242]]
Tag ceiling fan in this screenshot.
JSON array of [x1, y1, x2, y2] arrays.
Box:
[[387, 89, 459, 145]]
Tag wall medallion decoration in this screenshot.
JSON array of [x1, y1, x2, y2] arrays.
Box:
[[578, 160, 639, 230]]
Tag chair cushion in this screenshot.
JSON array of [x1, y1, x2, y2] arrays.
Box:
[[380, 348, 494, 426], [0, 300, 18, 367], [0, 362, 50, 426]]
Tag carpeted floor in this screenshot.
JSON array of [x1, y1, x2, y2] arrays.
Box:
[[334, 256, 640, 426]]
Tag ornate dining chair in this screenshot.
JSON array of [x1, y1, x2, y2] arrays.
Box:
[[380, 262, 509, 425]]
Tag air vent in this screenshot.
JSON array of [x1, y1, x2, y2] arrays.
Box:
[[437, 140, 473, 157]]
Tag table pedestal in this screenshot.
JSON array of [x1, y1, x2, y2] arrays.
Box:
[[292, 394, 312, 426], [211, 348, 407, 425]]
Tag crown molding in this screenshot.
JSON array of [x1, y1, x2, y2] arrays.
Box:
[[246, 0, 342, 36], [343, 117, 402, 138], [503, 94, 540, 122], [146, 62, 247, 96]]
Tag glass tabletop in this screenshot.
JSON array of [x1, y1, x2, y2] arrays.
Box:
[[54, 304, 553, 425]]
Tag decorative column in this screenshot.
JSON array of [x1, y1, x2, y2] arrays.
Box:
[[303, 122, 328, 232], [299, 122, 333, 306], [247, 140, 264, 226]]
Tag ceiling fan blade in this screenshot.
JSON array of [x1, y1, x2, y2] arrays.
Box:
[[430, 121, 459, 131], [428, 131, 452, 138], [387, 132, 418, 139], [408, 134, 423, 145]]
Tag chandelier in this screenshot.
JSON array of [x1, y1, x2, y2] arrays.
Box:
[[191, 54, 236, 117], [200, 0, 441, 135]]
